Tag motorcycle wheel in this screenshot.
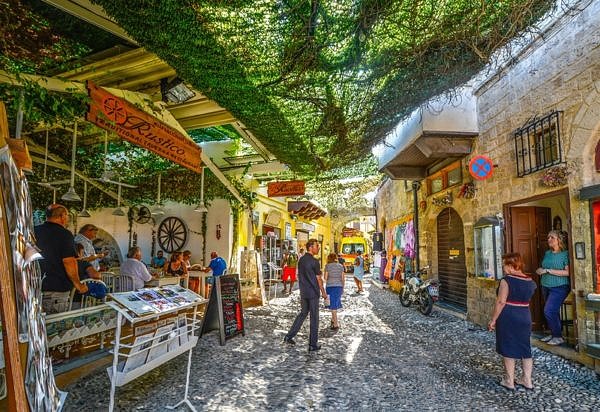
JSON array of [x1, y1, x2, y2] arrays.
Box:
[[418, 292, 434, 316], [399, 286, 411, 307]]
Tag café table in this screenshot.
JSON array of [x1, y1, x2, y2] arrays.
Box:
[[187, 270, 213, 298]]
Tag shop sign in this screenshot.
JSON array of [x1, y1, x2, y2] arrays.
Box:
[[267, 180, 305, 197], [86, 81, 202, 173], [449, 248, 461, 259], [296, 222, 315, 232]]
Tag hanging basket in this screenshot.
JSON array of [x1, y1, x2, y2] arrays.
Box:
[[540, 165, 570, 188]]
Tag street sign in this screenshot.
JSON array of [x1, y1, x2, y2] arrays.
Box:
[[469, 155, 494, 180]]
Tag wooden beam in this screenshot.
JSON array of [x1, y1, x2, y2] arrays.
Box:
[[41, 0, 137, 45], [29, 155, 129, 205]]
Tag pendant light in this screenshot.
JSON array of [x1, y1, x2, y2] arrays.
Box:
[[194, 167, 208, 213], [151, 173, 165, 216], [52, 187, 57, 204], [112, 182, 125, 216], [78, 181, 91, 217], [61, 122, 81, 202]]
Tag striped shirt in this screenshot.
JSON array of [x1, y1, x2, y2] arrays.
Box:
[[540, 250, 570, 288], [324, 263, 344, 287]]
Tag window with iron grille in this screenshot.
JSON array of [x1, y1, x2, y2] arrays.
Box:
[[514, 110, 563, 177]]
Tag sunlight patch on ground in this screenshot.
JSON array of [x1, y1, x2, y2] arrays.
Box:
[[345, 336, 363, 364]]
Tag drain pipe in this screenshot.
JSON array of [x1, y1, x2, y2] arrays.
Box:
[[412, 181, 421, 272]]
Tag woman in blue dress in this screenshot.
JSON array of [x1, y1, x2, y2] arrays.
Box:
[[535, 230, 570, 346], [489, 253, 536, 390]]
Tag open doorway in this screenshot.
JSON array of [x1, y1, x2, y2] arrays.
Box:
[[504, 188, 576, 344]]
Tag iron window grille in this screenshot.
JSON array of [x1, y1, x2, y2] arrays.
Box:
[[514, 110, 563, 177]]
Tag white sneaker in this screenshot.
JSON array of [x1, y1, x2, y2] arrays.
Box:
[[547, 337, 564, 346], [539, 335, 553, 342]]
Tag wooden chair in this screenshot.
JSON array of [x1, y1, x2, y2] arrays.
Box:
[[113, 274, 135, 293]]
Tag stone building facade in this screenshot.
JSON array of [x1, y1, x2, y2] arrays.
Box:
[[375, 0, 600, 371]]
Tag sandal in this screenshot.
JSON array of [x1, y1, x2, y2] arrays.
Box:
[[515, 379, 534, 390]]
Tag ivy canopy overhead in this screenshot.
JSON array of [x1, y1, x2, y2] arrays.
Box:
[[92, 0, 554, 175]]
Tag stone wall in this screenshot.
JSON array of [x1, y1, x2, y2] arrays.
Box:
[[466, 277, 499, 326], [376, 1, 600, 343]]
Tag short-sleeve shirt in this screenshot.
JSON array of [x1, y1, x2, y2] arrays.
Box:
[[35, 221, 77, 292], [152, 256, 166, 267], [540, 250, 570, 287], [209, 257, 227, 276], [74, 233, 100, 270], [324, 262, 344, 287], [297, 253, 322, 299], [120, 258, 153, 290]]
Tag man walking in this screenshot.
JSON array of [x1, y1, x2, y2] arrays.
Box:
[[283, 239, 327, 352]]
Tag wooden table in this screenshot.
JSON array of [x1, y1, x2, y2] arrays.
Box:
[[187, 270, 213, 297], [145, 276, 180, 287]]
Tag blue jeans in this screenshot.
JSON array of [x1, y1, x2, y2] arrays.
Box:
[[542, 285, 570, 337]]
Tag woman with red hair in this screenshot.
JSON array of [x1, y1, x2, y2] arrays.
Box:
[[488, 253, 536, 391]]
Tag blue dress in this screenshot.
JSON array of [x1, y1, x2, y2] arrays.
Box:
[[496, 275, 537, 359]]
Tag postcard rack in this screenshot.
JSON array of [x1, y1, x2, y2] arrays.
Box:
[[105, 288, 208, 412]]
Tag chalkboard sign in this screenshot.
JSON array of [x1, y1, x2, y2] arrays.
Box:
[[200, 274, 245, 345]]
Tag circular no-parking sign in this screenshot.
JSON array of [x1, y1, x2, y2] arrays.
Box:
[[469, 155, 494, 180]]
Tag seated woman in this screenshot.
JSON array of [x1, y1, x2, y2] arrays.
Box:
[[75, 244, 107, 300], [182, 250, 203, 270], [164, 251, 189, 278]]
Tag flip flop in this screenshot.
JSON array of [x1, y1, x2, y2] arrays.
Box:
[[515, 381, 534, 391], [498, 381, 515, 391]]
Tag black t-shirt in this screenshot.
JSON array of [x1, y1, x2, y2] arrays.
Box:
[[296, 253, 321, 299], [35, 222, 76, 292], [78, 260, 92, 280]]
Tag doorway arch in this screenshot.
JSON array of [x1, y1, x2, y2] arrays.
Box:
[[437, 207, 467, 309]]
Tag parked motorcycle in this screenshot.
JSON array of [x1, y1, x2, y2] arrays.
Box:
[[399, 268, 439, 316]]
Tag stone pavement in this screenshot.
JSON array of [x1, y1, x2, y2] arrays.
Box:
[[64, 276, 600, 411]]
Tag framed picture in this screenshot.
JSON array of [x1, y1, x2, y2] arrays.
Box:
[[575, 242, 586, 260]]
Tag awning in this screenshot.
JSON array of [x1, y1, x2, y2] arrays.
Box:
[[288, 201, 327, 220], [374, 87, 478, 180]]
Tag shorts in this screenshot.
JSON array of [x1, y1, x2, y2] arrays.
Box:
[[282, 267, 297, 282]]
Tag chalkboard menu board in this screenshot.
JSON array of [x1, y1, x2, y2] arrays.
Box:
[[200, 275, 245, 345]]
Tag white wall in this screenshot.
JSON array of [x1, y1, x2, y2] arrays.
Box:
[[74, 199, 233, 267]]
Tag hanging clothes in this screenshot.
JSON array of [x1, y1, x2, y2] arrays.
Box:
[[404, 220, 415, 259]]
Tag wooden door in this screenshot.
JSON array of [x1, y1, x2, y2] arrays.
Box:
[[437, 208, 467, 309], [509, 206, 551, 331]]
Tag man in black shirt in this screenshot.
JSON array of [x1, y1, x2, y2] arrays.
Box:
[[35, 204, 88, 313], [283, 239, 327, 351]]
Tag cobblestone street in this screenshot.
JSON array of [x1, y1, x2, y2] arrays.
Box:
[[65, 276, 600, 411]]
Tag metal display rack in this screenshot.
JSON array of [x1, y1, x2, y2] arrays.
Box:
[[106, 294, 208, 412]]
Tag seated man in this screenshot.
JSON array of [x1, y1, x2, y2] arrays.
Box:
[[151, 250, 166, 268], [36, 204, 88, 313], [120, 246, 155, 290]]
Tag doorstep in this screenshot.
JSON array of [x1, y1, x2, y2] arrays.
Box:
[[531, 336, 596, 368]]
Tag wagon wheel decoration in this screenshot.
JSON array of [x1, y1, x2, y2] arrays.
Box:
[[157, 217, 187, 253]]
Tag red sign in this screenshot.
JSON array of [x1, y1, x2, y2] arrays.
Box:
[[469, 155, 494, 180], [86, 81, 202, 173], [267, 180, 305, 197]]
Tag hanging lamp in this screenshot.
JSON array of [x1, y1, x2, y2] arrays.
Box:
[[78, 181, 91, 217], [151, 174, 165, 216], [61, 122, 81, 202], [112, 182, 125, 216], [194, 167, 208, 213]]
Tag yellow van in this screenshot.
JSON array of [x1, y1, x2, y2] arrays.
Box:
[[339, 235, 370, 273]]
